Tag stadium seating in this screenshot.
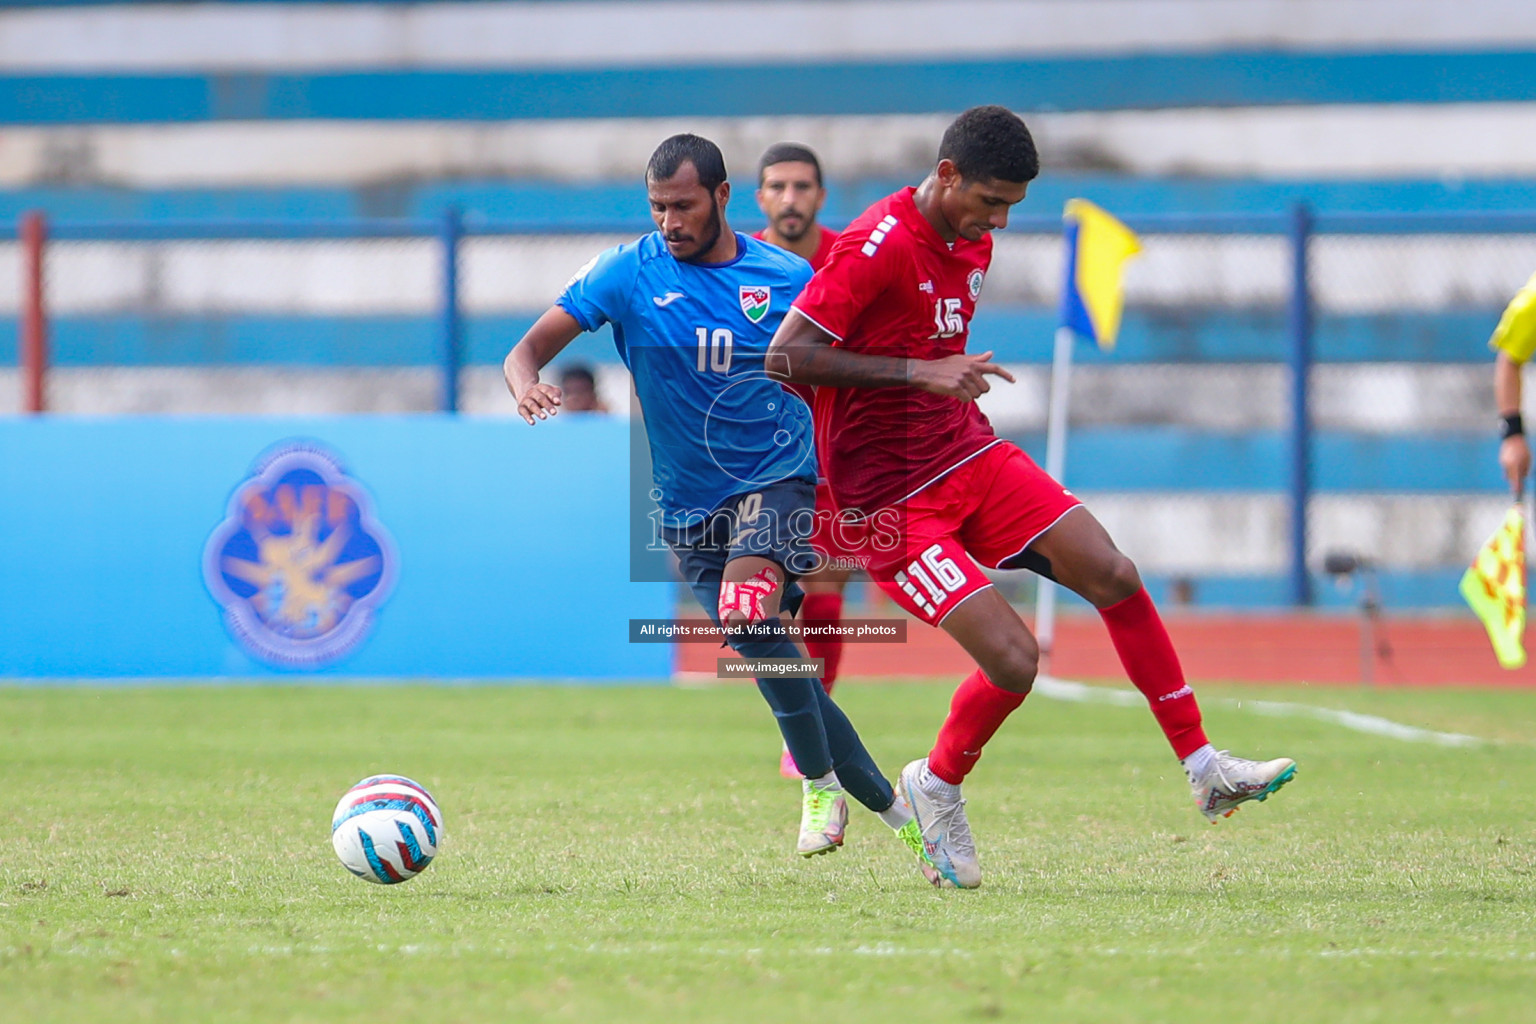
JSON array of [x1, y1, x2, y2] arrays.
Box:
[[4, 0, 1535, 609]]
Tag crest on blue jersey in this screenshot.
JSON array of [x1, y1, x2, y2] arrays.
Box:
[[203, 440, 397, 668], [739, 285, 771, 324]]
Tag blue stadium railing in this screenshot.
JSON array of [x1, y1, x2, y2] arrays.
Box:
[[6, 206, 1529, 608]]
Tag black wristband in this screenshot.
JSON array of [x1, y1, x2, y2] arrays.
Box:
[[1501, 412, 1525, 439]]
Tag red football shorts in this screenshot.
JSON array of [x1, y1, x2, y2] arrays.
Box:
[[841, 442, 1082, 626]]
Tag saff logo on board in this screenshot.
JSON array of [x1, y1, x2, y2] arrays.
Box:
[[203, 441, 396, 668], [739, 285, 771, 324]]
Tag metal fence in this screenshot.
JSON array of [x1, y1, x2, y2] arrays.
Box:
[[4, 207, 1526, 611]]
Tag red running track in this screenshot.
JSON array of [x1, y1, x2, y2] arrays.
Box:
[[674, 612, 1536, 687]]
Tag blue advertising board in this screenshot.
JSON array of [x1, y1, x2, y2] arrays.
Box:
[[0, 415, 672, 680]]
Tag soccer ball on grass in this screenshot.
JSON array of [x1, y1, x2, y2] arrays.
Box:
[[330, 774, 444, 884]]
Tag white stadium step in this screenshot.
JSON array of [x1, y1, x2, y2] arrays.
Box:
[[4, 0, 1533, 73], [9, 105, 1536, 188]]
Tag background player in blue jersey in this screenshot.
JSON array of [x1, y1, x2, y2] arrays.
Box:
[[502, 134, 936, 877]]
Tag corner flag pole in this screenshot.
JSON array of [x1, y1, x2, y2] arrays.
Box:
[[1035, 200, 1141, 675], [1034, 325, 1075, 673]]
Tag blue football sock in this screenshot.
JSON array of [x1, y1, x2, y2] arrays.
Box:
[[728, 617, 834, 781], [812, 685, 896, 813], [728, 617, 894, 813]]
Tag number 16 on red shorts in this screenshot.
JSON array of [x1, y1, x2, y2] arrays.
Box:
[[845, 442, 1082, 627]]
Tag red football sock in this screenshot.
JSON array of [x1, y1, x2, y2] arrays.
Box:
[[1098, 587, 1209, 759], [928, 669, 1028, 784], [799, 592, 844, 694]]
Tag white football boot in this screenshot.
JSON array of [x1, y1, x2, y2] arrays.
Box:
[[797, 780, 848, 856], [897, 758, 981, 889], [1188, 750, 1298, 822]]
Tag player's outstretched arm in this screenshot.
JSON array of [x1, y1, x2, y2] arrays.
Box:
[[767, 309, 911, 388], [767, 309, 1015, 401], [504, 306, 584, 425]]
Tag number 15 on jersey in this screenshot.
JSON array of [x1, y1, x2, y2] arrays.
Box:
[[931, 298, 964, 339]]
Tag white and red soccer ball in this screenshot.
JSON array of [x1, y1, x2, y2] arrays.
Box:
[[331, 774, 444, 884]]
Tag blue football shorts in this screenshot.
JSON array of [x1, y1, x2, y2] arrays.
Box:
[[662, 475, 819, 627]]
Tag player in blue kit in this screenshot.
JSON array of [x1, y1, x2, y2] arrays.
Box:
[[502, 134, 941, 878]]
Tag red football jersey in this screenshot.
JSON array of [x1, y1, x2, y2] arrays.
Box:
[[791, 187, 999, 515], [757, 225, 840, 410]]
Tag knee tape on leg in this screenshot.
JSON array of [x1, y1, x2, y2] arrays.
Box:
[[718, 565, 781, 625]]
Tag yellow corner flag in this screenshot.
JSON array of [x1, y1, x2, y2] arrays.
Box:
[[1058, 198, 1141, 350], [1460, 505, 1527, 669]]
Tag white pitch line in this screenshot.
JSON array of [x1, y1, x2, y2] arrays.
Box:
[[1240, 699, 1485, 747], [1034, 676, 1488, 747], [28, 942, 1531, 965]]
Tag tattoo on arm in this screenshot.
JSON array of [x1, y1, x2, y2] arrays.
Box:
[[769, 309, 914, 388]]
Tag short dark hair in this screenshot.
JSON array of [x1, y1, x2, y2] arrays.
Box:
[[757, 142, 823, 187], [937, 105, 1039, 185], [559, 363, 596, 388], [647, 134, 728, 193]]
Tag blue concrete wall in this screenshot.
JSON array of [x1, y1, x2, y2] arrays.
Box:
[[4, 51, 1536, 125], [0, 415, 672, 679], [9, 176, 1536, 225]]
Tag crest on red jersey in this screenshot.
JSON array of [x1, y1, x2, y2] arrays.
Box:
[[967, 269, 985, 300], [739, 285, 771, 324]]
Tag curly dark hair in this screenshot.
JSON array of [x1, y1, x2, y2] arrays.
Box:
[[937, 105, 1039, 185]]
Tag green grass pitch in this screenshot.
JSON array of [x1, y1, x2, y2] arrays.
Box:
[[2, 680, 1534, 1023]]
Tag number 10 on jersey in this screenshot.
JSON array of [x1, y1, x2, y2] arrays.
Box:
[[695, 327, 733, 372]]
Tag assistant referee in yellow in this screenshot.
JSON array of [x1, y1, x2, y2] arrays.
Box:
[[1494, 273, 1536, 497]]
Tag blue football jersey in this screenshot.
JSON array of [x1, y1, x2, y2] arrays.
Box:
[[558, 232, 816, 525]]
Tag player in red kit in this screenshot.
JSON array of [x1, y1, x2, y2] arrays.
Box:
[[768, 106, 1297, 889], [755, 142, 838, 269], [754, 143, 853, 779]]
